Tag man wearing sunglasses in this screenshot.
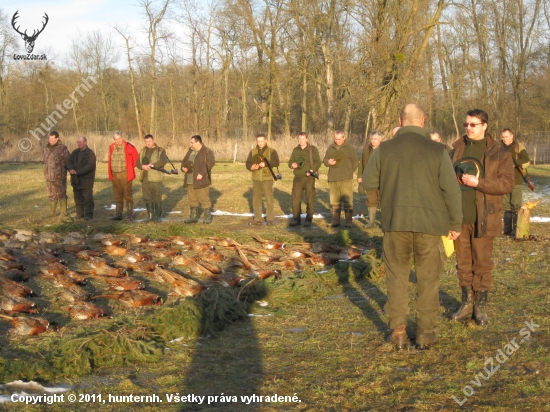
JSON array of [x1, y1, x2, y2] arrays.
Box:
[[450, 109, 515, 326]]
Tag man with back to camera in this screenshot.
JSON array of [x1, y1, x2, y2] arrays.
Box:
[[450, 110, 514, 326], [362, 104, 462, 350]]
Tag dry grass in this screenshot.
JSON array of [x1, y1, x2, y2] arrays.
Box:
[[1, 163, 550, 411]]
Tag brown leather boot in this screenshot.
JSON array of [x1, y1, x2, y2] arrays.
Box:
[[110, 203, 124, 220], [473, 290, 489, 326], [415, 331, 438, 350], [451, 286, 474, 321], [329, 207, 341, 227], [387, 325, 409, 350]]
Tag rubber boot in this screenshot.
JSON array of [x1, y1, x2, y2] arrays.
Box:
[[184, 207, 199, 223], [289, 215, 301, 227], [49, 201, 58, 217], [503, 210, 513, 236], [153, 203, 163, 222], [510, 210, 518, 238], [344, 208, 354, 228], [110, 203, 124, 220], [144, 203, 154, 222], [473, 290, 489, 326], [59, 198, 68, 218], [303, 215, 313, 227], [203, 208, 213, 224], [126, 202, 134, 222], [329, 207, 341, 227], [451, 286, 474, 321], [366, 207, 377, 228]]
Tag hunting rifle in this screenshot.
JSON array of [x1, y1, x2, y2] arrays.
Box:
[[258, 155, 282, 181], [515, 164, 535, 191]]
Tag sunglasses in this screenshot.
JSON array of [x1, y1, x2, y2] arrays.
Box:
[[463, 122, 484, 128]]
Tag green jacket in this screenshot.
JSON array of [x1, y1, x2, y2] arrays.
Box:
[[358, 143, 376, 178], [245, 146, 280, 181], [323, 141, 358, 182], [363, 126, 463, 235], [501, 140, 530, 185], [137, 145, 167, 183], [288, 143, 322, 177]]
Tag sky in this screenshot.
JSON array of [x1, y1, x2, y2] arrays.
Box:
[[4, 0, 191, 66]]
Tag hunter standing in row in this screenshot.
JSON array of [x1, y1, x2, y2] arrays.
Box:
[[288, 132, 322, 227], [181, 135, 216, 224], [136, 134, 168, 223], [107, 132, 139, 221], [43, 131, 70, 219], [451, 109, 515, 326], [358, 130, 382, 228], [246, 134, 280, 226], [500, 128, 531, 237], [324, 130, 359, 228], [67, 136, 96, 220]]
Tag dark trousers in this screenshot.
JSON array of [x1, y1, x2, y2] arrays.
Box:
[[252, 180, 274, 222], [383, 231, 442, 332], [112, 172, 133, 205], [292, 176, 315, 220], [73, 187, 94, 218], [454, 223, 494, 291], [502, 184, 523, 211], [142, 181, 163, 203], [188, 186, 211, 208]]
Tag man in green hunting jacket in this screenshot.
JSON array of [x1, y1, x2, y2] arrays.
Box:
[[245, 134, 280, 225], [362, 104, 462, 350], [500, 128, 531, 237], [288, 132, 322, 227], [323, 130, 359, 227], [357, 130, 382, 228], [136, 134, 168, 223]]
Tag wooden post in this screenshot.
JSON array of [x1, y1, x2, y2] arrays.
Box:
[[516, 206, 530, 239], [233, 143, 237, 163]]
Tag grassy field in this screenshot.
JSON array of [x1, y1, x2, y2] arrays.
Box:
[[0, 162, 549, 411]]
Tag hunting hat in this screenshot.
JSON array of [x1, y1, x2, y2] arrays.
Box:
[[330, 150, 346, 168], [296, 156, 306, 169], [454, 157, 484, 191], [251, 154, 262, 165]]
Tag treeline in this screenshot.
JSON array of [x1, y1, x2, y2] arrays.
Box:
[[1, 0, 549, 158]]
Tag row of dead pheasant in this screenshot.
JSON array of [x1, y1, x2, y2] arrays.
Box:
[[0, 229, 370, 336]]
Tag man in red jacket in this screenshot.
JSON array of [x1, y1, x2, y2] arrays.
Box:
[[108, 132, 139, 221]]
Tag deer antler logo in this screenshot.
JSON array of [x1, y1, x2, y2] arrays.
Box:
[[11, 11, 49, 54]]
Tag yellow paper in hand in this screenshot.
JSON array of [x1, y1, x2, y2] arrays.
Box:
[[441, 235, 455, 257]]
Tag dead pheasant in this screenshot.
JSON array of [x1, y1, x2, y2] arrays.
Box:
[[66, 302, 108, 320], [154, 268, 206, 297], [101, 237, 125, 247], [293, 242, 339, 254], [197, 250, 226, 262], [0, 277, 36, 297], [0, 295, 38, 314], [0, 261, 25, 271], [2, 270, 31, 282], [76, 250, 103, 260], [55, 283, 91, 303], [39, 262, 66, 276], [150, 248, 181, 258], [0, 314, 58, 336], [80, 266, 126, 278], [249, 269, 282, 280], [115, 261, 159, 273], [207, 237, 241, 247], [41, 272, 86, 288], [57, 244, 89, 254], [192, 243, 216, 252], [197, 260, 223, 275], [104, 245, 128, 257], [128, 235, 149, 244], [168, 236, 195, 247], [146, 240, 170, 248], [170, 255, 198, 267], [92, 290, 162, 307], [125, 251, 151, 263], [92, 276, 144, 291], [252, 235, 287, 250], [0, 250, 17, 262]]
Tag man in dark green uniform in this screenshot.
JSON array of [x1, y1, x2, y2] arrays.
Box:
[[136, 134, 168, 222], [358, 130, 382, 228], [363, 104, 462, 350], [323, 130, 358, 228], [288, 132, 322, 227], [68, 136, 96, 220], [500, 128, 531, 237], [181, 135, 216, 224], [245, 134, 280, 225]]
